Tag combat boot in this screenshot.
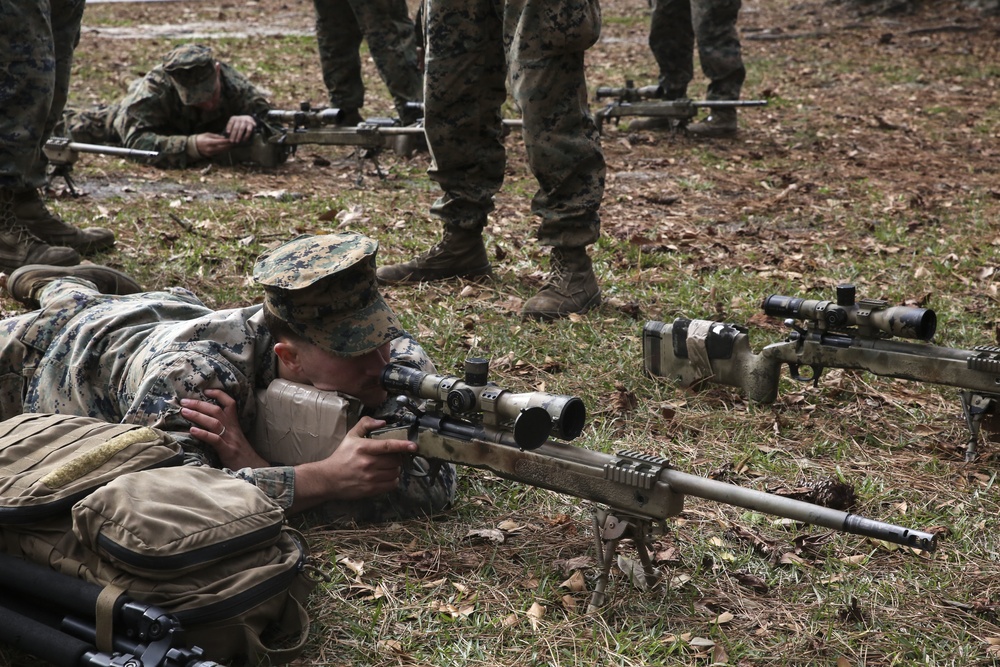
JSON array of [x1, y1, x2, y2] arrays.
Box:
[[521, 247, 601, 321], [3, 263, 142, 309], [12, 189, 115, 254], [686, 108, 738, 137], [377, 226, 492, 285], [0, 188, 80, 274]]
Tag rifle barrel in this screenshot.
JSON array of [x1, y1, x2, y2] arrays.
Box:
[[62, 141, 158, 158], [661, 468, 936, 551]]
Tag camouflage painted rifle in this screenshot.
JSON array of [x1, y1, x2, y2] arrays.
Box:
[[368, 358, 935, 610], [43, 138, 159, 194], [265, 104, 522, 160], [594, 80, 768, 132], [644, 284, 999, 461]]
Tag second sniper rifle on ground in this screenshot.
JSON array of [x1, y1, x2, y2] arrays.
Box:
[[644, 283, 1000, 461], [594, 80, 768, 132], [362, 358, 935, 611]]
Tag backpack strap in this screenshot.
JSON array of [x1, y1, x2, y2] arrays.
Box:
[[95, 583, 127, 654]]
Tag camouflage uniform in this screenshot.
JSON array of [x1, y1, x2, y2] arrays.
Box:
[[312, 0, 423, 124], [422, 0, 605, 248], [63, 59, 273, 168], [649, 0, 746, 101], [0, 0, 85, 190], [0, 235, 456, 523]]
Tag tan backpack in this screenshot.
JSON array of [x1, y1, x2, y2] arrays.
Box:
[[0, 413, 316, 665]]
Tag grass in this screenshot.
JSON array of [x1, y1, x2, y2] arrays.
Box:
[[3, 0, 1000, 665]]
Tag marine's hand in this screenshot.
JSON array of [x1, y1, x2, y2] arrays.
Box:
[[226, 115, 257, 143], [288, 416, 417, 514], [181, 389, 268, 469], [194, 132, 234, 157]]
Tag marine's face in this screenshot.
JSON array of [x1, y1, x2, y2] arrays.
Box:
[[291, 341, 392, 407], [192, 63, 223, 112]]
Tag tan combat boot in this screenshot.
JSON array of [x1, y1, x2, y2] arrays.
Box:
[[687, 108, 738, 137], [0, 188, 80, 274], [521, 247, 601, 321], [3, 263, 142, 309], [13, 188, 115, 254], [377, 226, 492, 284]]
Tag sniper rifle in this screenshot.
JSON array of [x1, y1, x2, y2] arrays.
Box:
[[644, 283, 999, 461], [362, 358, 936, 611], [594, 79, 768, 132], [43, 138, 159, 195], [0, 552, 218, 667]]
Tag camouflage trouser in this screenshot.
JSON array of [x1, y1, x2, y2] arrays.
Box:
[[312, 0, 423, 122], [0, 0, 86, 189], [423, 0, 605, 248], [649, 0, 745, 101], [59, 104, 118, 145]]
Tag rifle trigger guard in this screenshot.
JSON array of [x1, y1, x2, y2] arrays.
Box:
[[788, 363, 822, 386]]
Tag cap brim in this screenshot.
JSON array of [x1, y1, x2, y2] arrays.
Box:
[[298, 293, 403, 357]]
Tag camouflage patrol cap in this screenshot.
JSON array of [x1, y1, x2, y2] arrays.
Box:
[[162, 44, 218, 106], [253, 233, 403, 357]]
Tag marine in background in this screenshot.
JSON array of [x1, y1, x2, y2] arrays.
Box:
[[61, 44, 276, 168]]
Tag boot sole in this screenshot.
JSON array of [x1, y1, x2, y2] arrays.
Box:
[[6, 264, 142, 308]]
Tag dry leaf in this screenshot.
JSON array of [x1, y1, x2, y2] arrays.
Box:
[[464, 528, 505, 543], [378, 639, 404, 653], [711, 643, 729, 665], [560, 570, 587, 592], [836, 657, 852, 667], [337, 556, 365, 577], [713, 612, 734, 624], [527, 602, 546, 631]]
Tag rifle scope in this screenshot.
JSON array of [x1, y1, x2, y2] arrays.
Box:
[[762, 284, 936, 341], [380, 360, 586, 442]]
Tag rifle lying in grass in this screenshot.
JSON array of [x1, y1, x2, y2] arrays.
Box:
[[644, 283, 1000, 461], [43, 138, 159, 194], [264, 103, 523, 165], [594, 80, 768, 132], [0, 552, 218, 667], [351, 358, 936, 611]]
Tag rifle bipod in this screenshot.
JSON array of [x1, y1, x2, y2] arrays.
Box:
[[587, 509, 663, 612], [961, 389, 996, 462]]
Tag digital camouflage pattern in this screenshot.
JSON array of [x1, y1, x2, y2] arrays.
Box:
[[423, 0, 606, 249], [312, 0, 423, 123], [0, 275, 452, 520], [649, 0, 746, 101], [254, 233, 403, 358], [0, 0, 86, 189], [61, 59, 272, 168], [161, 44, 219, 106]]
